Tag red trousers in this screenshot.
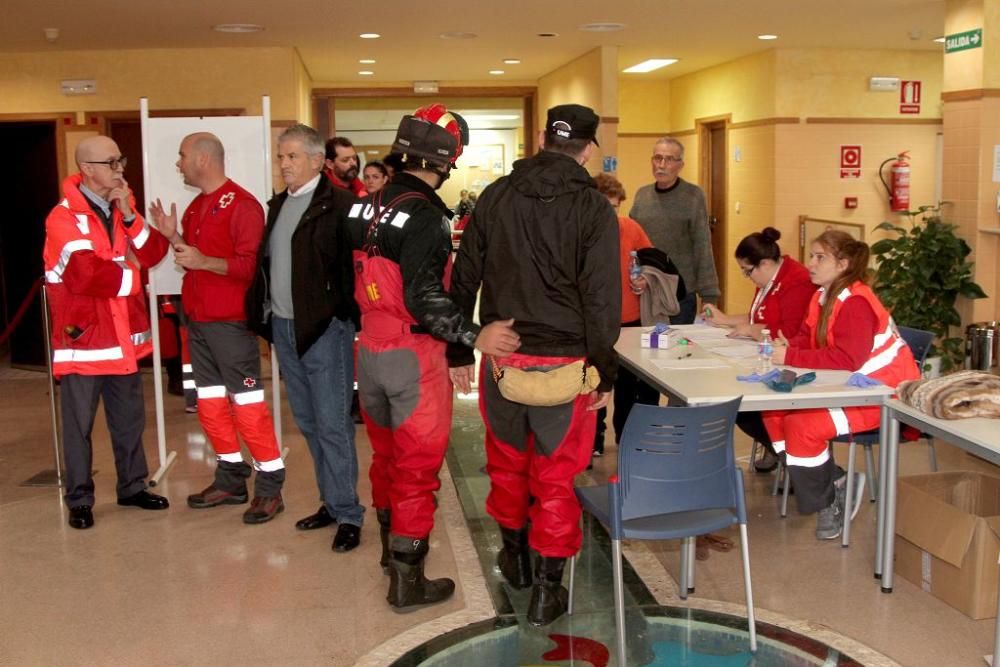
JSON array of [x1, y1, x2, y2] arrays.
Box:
[[481, 354, 596, 558], [763, 405, 880, 467], [359, 332, 452, 539]]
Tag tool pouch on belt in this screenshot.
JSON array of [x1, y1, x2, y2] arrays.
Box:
[[491, 357, 601, 407]]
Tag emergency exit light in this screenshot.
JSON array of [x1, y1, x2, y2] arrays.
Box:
[[868, 77, 900, 92]]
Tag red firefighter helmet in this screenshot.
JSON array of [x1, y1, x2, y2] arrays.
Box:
[[391, 103, 469, 172]]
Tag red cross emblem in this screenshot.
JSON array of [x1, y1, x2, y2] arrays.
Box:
[[243, 377, 256, 388], [218, 192, 236, 209]]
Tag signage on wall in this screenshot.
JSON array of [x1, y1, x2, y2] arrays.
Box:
[[945, 28, 982, 54], [840, 145, 862, 179], [900, 80, 921, 114], [602, 156, 618, 172]]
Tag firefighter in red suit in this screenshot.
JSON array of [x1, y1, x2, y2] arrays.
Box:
[[324, 136, 368, 198], [150, 132, 285, 525], [345, 105, 518, 611], [449, 104, 621, 626], [43, 135, 171, 529], [766, 230, 919, 540]]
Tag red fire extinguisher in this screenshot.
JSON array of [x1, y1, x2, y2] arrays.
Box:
[[879, 151, 910, 212]]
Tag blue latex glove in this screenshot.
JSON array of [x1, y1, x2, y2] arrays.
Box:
[[847, 373, 883, 388], [764, 370, 817, 393], [652, 322, 670, 334], [737, 368, 782, 383]]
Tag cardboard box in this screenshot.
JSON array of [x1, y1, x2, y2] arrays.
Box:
[[640, 330, 676, 349], [894, 471, 1000, 619]]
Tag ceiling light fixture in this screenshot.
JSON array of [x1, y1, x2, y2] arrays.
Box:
[[579, 22, 626, 32], [359, 59, 376, 64], [359, 32, 380, 39], [358, 70, 374, 76], [537, 32, 559, 38], [489, 70, 505, 75], [213, 23, 264, 33], [503, 58, 521, 65], [622, 58, 678, 73], [933, 36, 945, 43], [440, 31, 478, 39], [757, 34, 778, 40]]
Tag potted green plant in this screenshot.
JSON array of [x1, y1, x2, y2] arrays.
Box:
[[871, 204, 988, 372]]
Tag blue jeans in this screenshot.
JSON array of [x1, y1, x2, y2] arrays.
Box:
[[671, 292, 698, 325], [273, 316, 364, 526]]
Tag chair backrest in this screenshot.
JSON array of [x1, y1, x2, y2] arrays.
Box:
[[897, 325, 935, 372], [616, 397, 743, 522]]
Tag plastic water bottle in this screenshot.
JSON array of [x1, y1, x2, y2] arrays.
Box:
[[758, 329, 774, 374], [628, 251, 641, 282]]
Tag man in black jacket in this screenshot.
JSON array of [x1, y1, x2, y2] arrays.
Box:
[[448, 104, 621, 626], [345, 104, 518, 612], [245, 123, 365, 553]]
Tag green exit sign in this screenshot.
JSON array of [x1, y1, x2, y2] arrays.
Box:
[[945, 28, 983, 53]]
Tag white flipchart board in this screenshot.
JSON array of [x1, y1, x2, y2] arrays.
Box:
[[139, 96, 281, 485]]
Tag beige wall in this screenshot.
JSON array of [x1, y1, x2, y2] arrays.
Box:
[[669, 50, 777, 129], [618, 79, 670, 133], [0, 47, 303, 119], [945, 0, 987, 91], [293, 49, 313, 125]]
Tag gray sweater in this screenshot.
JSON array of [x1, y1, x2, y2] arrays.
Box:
[[629, 178, 720, 302]]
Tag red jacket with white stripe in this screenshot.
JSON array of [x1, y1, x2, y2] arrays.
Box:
[[179, 179, 263, 322], [788, 281, 919, 388], [43, 174, 169, 377]]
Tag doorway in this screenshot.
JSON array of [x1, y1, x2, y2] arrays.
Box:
[[0, 121, 60, 368], [700, 119, 728, 308]]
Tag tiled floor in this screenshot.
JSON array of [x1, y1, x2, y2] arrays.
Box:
[[1, 365, 998, 666]]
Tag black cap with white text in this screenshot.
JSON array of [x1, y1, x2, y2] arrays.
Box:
[[545, 104, 600, 146]]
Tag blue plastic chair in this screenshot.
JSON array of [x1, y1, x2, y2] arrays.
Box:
[[568, 397, 755, 666]]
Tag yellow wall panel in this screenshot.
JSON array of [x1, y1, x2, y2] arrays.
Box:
[[618, 79, 670, 133], [669, 51, 776, 128]]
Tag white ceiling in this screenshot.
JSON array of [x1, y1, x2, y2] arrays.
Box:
[[3, 0, 946, 83]]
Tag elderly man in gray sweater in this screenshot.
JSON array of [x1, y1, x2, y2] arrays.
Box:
[[629, 136, 719, 324]]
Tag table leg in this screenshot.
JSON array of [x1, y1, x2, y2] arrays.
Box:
[[880, 413, 901, 593], [875, 404, 890, 579]]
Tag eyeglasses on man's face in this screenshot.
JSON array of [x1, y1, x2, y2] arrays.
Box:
[[84, 156, 127, 171], [652, 154, 682, 165]]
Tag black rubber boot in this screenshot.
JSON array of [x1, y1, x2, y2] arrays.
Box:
[[387, 535, 455, 612], [527, 556, 569, 626], [377, 509, 392, 574], [497, 526, 532, 589]]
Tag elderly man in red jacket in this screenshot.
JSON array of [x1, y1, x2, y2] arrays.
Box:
[[43, 135, 171, 530]]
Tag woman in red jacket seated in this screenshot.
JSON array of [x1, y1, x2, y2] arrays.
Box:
[[705, 227, 816, 472], [766, 230, 919, 541]]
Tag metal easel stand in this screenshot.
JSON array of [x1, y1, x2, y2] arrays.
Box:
[[145, 274, 176, 487], [34, 283, 64, 488]]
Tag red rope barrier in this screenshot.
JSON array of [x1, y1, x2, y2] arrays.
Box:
[[0, 277, 43, 346]]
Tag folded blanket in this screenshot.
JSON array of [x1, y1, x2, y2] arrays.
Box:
[[897, 370, 1000, 419]]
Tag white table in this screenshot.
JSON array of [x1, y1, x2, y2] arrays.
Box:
[[615, 325, 895, 545], [876, 398, 1000, 664]]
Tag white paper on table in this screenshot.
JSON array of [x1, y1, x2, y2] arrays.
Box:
[[651, 357, 732, 370], [712, 345, 759, 359]]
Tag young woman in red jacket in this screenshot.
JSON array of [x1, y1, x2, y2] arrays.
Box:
[[765, 230, 919, 540]]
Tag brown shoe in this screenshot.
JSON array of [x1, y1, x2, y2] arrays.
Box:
[[187, 485, 248, 509], [243, 495, 284, 524]]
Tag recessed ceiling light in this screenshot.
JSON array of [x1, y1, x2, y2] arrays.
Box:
[[213, 23, 264, 33], [580, 22, 626, 32], [537, 32, 559, 38], [757, 34, 778, 40], [489, 70, 505, 75], [933, 36, 945, 43], [359, 33, 380, 39], [622, 58, 678, 73], [359, 59, 376, 64], [503, 59, 521, 65], [358, 70, 374, 76], [440, 31, 478, 39]]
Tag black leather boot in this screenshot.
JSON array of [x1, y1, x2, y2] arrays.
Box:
[[377, 509, 391, 574], [497, 526, 532, 589], [387, 535, 455, 612], [527, 556, 569, 626]]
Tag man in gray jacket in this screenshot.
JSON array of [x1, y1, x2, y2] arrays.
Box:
[[629, 137, 719, 323]]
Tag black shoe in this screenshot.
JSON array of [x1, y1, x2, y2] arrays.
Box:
[[497, 526, 532, 589], [69, 505, 94, 529], [187, 484, 249, 509], [117, 490, 170, 510], [296, 505, 335, 531], [377, 509, 391, 574], [167, 378, 184, 396], [333, 523, 362, 552], [754, 448, 779, 473]]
